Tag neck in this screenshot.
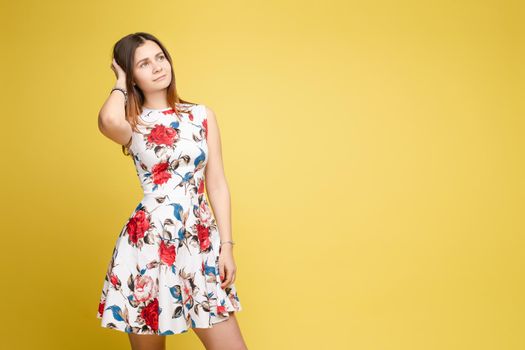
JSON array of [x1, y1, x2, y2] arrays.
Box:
[[143, 90, 169, 109]]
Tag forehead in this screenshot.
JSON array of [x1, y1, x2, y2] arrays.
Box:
[[134, 40, 163, 61]]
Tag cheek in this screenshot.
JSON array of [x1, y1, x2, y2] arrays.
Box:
[[134, 70, 147, 83]]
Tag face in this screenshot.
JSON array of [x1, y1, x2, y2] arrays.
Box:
[[132, 40, 172, 93]]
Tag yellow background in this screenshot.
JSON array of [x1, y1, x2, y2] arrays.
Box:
[[1, 0, 523, 349]]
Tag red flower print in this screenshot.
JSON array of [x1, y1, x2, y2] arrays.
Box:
[[159, 240, 176, 266], [126, 209, 150, 244], [109, 272, 121, 288], [162, 109, 175, 115], [217, 305, 227, 314], [140, 298, 159, 331], [202, 118, 208, 139], [196, 223, 211, 251], [151, 161, 171, 185], [98, 301, 105, 315], [147, 124, 178, 146], [197, 179, 205, 194], [133, 275, 158, 303]]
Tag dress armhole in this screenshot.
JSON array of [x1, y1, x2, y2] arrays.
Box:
[[201, 104, 208, 141], [124, 135, 132, 148], [122, 134, 133, 156]]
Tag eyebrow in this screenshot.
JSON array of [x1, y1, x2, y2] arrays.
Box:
[[136, 52, 164, 66]]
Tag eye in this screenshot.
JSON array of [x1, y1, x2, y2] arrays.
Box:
[[140, 62, 149, 68]]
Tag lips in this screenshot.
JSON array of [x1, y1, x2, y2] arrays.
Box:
[[154, 75, 166, 81]]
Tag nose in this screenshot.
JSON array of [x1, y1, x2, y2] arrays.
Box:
[[152, 62, 162, 72]]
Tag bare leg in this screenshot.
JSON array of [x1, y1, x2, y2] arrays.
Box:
[[127, 333, 166, 350], [192, 312, 248, 350]]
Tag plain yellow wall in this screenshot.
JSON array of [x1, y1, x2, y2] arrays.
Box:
[[1, 0, 523, 349]]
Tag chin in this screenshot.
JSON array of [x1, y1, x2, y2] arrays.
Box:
[[159, 77, 171, 87]]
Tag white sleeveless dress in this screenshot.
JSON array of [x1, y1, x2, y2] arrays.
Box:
[[96, 103, 242, 335]]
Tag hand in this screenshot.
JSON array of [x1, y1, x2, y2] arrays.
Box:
[[218, 245, 237, 289], [110, 58, 126, 82]]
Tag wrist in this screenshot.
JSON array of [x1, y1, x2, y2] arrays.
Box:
[[219, 241, 235, 251], [114, 79, 126, 90]]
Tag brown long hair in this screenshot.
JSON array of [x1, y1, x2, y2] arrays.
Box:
[[111, 32, 196, 156]]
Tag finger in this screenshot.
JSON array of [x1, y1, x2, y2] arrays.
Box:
[[222, 269, 234, 288], [219, 264, 225, 282], [220, 268, 230, 287], [221, 276, 231, 288]]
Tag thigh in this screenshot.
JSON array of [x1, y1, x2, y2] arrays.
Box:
[[192, 312, 248, 350], [127, 333, 166, 350]]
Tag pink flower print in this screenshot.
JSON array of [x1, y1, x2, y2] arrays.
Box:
[[133, 275, 158, 303], [198, 200, 213, 226]]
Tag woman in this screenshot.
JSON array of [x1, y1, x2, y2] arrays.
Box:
[[96, 32, 247, 350]]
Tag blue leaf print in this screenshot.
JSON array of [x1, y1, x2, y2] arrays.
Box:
[[107, 305, 125, 322], [203, 260, 216, 276], [194, 149, 206, 167], [170, 203, 184, 221], [177, 227, 185, 240], [182, 172, 193, 182], [169, 286, 183, 303], [169, 121, 179, 129]]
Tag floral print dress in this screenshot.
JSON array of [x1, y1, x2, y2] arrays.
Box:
[[96, 103, 242, 335]]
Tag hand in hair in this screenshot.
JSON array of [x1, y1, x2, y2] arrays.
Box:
[[110, 58, 126, 82]]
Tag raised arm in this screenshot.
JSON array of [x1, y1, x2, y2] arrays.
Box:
[[97, 59, 132, 148]]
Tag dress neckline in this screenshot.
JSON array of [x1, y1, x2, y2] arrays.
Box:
[[142, 107, 172, 112], [142, 102, 196, 111]]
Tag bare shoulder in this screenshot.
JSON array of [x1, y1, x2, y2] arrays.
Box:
[[202, 104, 217, 123]]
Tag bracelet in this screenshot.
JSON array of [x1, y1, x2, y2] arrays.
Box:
[[220, 240, 235, 246], [111, 87, 128, 103]]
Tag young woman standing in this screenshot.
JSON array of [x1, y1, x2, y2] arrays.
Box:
[[96, 32, 247, 350]]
